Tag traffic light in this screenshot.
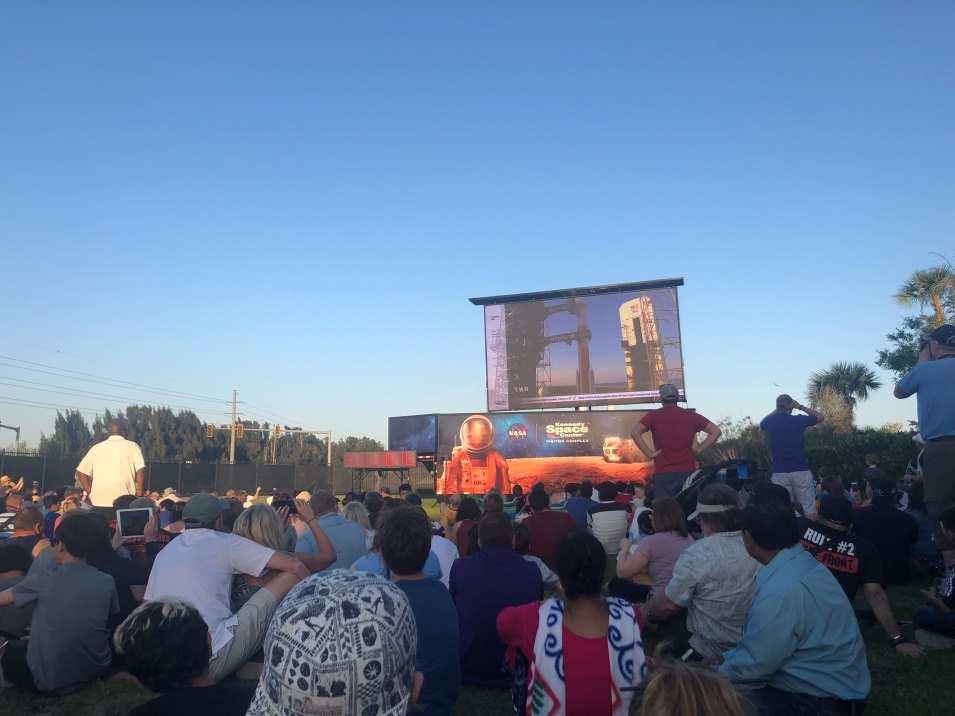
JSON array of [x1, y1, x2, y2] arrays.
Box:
[[206, 424, 214, 439], [235, 423, 245, 439]]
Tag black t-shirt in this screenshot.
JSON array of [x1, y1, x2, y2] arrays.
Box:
[[852, 506, 918, 584], [128, 682, 256, 716], [4, 534, 41, 561], [98, 552, 149, 624], [798, 518, 883, 601]]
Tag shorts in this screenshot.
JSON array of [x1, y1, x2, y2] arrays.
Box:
[[771, 470, 816, 516], [207, 587, 278, 683], [923, 438, 955, 549]]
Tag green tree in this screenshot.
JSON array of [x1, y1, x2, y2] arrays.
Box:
[[878, 261, 955, 379], [895, 266, 955, 326], [807, 362, 881, 422], [876, 314, 934, 380], [331, 436, 385, 468], [38, 409, 93, 463], [811, 387, 853, 433]]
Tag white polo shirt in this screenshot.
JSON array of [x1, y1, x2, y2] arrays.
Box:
[[76, 435, 146, 506]]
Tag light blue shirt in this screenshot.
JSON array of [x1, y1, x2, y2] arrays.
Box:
[[352, 551, 443, 581], [718, 545, 870, 701], [296, 513, 368, 572], [897, 358, 955, 440]]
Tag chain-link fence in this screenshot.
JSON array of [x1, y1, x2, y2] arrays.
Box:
[[0, 452, 334, 497]]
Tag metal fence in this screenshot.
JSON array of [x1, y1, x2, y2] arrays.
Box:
[[0, 452, 437, 496], [0, 452, 333, 496]]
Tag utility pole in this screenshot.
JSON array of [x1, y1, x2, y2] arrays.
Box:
[[327, 430, 332, 471], [229, 389, 237, 465]]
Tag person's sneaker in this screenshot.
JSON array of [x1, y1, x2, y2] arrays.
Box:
[[915, 629, 955, 650]]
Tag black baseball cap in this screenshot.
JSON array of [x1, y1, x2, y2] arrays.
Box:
[[819, 495, 853, 525]]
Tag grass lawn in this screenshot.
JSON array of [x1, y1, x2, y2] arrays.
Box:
[[2, 583, 954, 716]]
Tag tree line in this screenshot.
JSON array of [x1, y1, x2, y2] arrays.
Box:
[[37, 406, 382, 468], [805, 255, 954, 431]]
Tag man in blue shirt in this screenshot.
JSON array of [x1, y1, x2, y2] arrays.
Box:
[[381, 505, 460, 716], [760, 394, 825, 518], [716, 498, 870, 715], [295, 491, 367, 571], [563, 481, 593, 530], [895, 324, 955, 567]]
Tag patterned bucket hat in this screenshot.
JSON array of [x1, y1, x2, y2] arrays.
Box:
[[247, 570, 417, 716]]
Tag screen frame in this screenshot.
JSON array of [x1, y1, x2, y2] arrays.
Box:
[[116, 507, 153, 538], [472, 279, 687, 412]]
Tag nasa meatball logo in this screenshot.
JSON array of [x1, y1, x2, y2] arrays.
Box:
[[507, 424, 528, 440]]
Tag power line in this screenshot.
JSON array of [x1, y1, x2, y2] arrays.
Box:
[[238, 400, 306, 427], [0, 355, 229, 404], [0, 376, 224, 415], [0, 395, 105, 414]]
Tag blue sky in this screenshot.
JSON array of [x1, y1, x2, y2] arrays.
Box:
[[2, 3, 953, 447]]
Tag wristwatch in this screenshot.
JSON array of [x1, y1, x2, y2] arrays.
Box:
[[891, 633, 907, 646]]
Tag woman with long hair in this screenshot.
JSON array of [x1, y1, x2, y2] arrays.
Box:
[[613, 497, 694, 604], [342, 500, 374, 550], [498, 531, 646, 715], [449, 497, 482, 557], [230, 501, 336, 610]]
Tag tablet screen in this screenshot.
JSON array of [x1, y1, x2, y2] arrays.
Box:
[[117, 508, 152, 538]]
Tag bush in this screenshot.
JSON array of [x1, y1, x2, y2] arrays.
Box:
[[700, 419, 919, 486]]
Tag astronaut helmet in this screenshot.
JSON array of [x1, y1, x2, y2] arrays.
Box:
[[460, 415, 495, 455]]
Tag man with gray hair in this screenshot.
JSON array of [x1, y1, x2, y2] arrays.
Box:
[[895, 324, 955, 567], [646, 483, 759, 660], [296, 490, 368, 571], [75, 418, 146, 506]]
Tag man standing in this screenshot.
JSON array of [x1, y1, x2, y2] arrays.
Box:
[[75, 418, 146, 506], [632, 384, 721, 499], [760, 394, 824, 518], [895, 324, 955, 566], [717, 499, 870, 715]]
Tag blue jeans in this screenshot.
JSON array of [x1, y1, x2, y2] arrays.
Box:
[[740, 686, 865, 715], [652, 472, 691, 499], [915, 605, 955, 637]]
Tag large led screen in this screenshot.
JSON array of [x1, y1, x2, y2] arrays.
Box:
[[479, 281, 685, 410]]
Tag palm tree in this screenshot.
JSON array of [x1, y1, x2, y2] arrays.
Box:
[[895, 266, 955, 326], [807, 362, 882, 409]]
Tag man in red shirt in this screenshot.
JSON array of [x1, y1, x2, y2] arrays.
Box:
[[523, 489, 577, 570], [631, 384, 721, 500]]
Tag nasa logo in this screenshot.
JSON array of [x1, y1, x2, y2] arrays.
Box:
[[507, 424, 528, 440]]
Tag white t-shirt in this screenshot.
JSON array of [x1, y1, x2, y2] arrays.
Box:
[[76, 435, 146, 506], [144, 529, 275, 654], [429, 534, 459, 589]]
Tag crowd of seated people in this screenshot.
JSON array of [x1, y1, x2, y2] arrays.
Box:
[[2, 448, 952, 716]]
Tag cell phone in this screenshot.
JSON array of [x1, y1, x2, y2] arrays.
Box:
[[116, 508, 153, 538]]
